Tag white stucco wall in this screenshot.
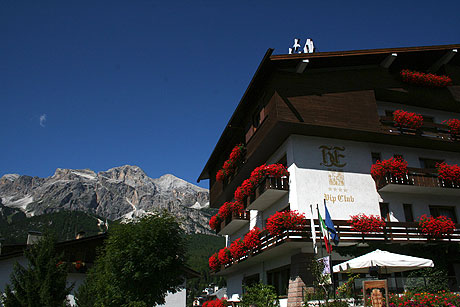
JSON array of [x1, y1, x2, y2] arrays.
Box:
[[155, 282, 186, 307], [0, 255, 27, 293], [286, 134, 460, 221]]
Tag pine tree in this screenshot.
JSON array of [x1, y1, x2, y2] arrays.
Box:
[[1, 234, 73, 307]]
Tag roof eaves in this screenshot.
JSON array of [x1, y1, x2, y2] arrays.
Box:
[[270, 44, 460, 61]]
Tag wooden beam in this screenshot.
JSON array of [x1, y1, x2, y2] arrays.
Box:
[[380, 53, 397, 68], [295, 59, 309, 74], [428, 49, 458, 73]]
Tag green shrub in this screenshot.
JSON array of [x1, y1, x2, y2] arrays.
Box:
[[241, 283, 279, 307]]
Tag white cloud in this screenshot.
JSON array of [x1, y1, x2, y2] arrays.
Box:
[[39, 114, 47, 127]]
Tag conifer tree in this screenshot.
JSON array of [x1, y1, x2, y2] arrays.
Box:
[[1, 234, 73, 307]]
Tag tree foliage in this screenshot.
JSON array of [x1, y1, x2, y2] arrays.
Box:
[[76, 212, 187, 307], [0, 234, 73, 307], [240, 283, 279, 307]]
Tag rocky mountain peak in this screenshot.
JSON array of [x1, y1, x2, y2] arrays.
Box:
[[153, 174, 207, 192], [0, 166, 213, 234], [0, 174, 20, 183], [52, 168, 97, 181], [98, 165, 151, 188]]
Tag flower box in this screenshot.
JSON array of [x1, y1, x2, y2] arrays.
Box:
[[371, 158, 408, 180], [443, 119, 460, 139], [393, 110, 423, 130], [400, 69, 452, 87], [266, 210, 307, 236], [348, 214, 386, 234], [418, 214, 455, 238], [216, 144, 245, 182], [436, 162, 460, 186]]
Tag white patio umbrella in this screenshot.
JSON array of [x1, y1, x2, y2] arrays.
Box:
[[333, 249, 434, 274]]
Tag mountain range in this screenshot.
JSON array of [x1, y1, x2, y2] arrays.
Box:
[[0, 165, 214, 235]]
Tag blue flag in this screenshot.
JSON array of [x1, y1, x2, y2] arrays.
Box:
[[324, 202, 339, 245]]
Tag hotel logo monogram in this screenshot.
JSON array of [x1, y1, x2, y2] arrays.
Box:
[[328, 172, 345, 186], [319, 145, 346, 168]]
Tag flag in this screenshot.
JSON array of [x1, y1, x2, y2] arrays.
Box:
[[318, 210, 332, 253], [310, 205, 317, 254], [324, 202, 339, 245]]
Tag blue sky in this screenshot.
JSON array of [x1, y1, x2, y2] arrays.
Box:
[[1, 1, 459, 188]]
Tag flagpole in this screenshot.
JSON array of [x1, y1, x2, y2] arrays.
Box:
[[310, 204, 317, 255], [324, 199, 335, 299], [316, 204, 324, 259]]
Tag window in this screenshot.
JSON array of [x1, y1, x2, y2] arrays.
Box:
[[419, 158, 444, 170], [403, 204, 414, 222], [385, 110, 394, 117], [243, 274, 260, 290], [421, 115, 434, 123], [371, 152, 381, 164], [267, 265, 290, 296], [380, 203, 390, 221], [429, 206, 457, 223], [393, 154, 404, 160]]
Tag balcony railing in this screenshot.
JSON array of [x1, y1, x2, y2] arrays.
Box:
[[213, 220, 460, 275], [215, 211, 250, 235], [246, 176, 289, 211], [379, 116, 458, 141], [375, 167, 460, 195]]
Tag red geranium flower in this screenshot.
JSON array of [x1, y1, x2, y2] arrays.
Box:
[[243, 227, 261, 250], [371, 157, 408, 179], [218, 202, 233, 220], [229, 238, 246, 259], [216, 144, 245, 182], [208, 253, 220, 272], [443, 119, 460, 136], [400, 69, 452, 87], [234, 164, 289, 201], [436, 162, 460, 185], [393, 109, 423, 129], [418, 214, 455, 238], [266, 210, 307, 236], [209, 215, 221, 230], [218, 247, 232, 265], [348, 214, 385, 233], [203, 298, 227, 307]]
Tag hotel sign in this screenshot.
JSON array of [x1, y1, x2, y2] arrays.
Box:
[[319, 145, 354, 204]]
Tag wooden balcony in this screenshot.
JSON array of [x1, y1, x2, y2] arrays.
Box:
[[214, 228, 311, 275], [213, 220, 460, 275], [375, 167, 460, 195], [215, 211, 250, 235], [334, 220, 460, 244], [379, 116, 458, 142], [246, 176, 289, 211]]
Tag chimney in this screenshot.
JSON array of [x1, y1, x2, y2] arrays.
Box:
[[27, 231, 42, 245], [76, 231, 86, 240]]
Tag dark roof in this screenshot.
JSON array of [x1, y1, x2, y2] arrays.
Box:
[[198, 44, 460, 181], [0, 233, 107, 261]]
